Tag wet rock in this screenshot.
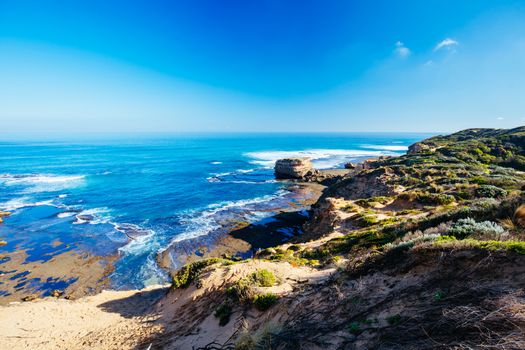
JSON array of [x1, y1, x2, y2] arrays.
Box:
[[344, 162, 356, 169], [51, 289, 64, 297], [77, 214, 94, 221], [21, 295, 37, 302], [0, 211, 10, 224]]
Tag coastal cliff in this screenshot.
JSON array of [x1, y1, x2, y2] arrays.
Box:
[[3, 127, 525, 350], [157, 127, 525, 349]]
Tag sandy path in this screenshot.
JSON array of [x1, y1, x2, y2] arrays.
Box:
[[0, 285, 167, 350]]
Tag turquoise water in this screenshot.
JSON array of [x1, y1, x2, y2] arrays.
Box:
[[0, 133, 431, 292]]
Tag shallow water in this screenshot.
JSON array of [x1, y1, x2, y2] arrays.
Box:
[[0, 133, 431, 294]]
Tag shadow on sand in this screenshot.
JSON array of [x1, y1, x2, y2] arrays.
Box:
[[97, 286, 169, 318]]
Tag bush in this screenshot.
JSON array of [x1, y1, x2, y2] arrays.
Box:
[[287, 244, 301, 252], [250, 269, 276, 287], [435, 237, 525, 254], [253, 293, 279, 311], [171, 258, 233, 289], [476, 185, 507, 199], [227, 278, 252, 301], [348, 321, 361, 335], [214, 304, 232, 326], [447, 218, 505, 239], [383, 233, 440, 251], [386, 314, 402, 325], [434, 194, 455, 205], [434, 289, 448, 301]]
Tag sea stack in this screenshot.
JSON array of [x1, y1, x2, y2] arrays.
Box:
[[274, 158, 315, 179]]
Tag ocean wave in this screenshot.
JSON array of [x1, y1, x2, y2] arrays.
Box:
[[210, 161, 223, 165], [361, 145, 408, 151], [0, 173, 85, 193], [72, 207, 111, 225], [245, 149, 392, 169], [0, 197, 56, 211], [116, 226, 156, 254], [169, 190, 288, 244], [56, 211, 78, 218], [206, 168, 263, 183]]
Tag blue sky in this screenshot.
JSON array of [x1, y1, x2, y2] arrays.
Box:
[[1, 0, 525, 132]]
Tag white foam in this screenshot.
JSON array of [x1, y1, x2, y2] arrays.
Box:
[[206, 168, 260, 183], [245, 149, 393, 169], [0, 197, 55, 211], [169, 191, 288, 244], [0, 174, 85, 193], [72, 207, 111, 225], [210, 161, 223, 165], [117, 227, 156, 254], [361, 145, 408, 151], [57, 211, 77, 218]]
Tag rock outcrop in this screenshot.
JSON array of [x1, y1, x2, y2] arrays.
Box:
[[407, 141, 432, 154], [274, 158, 315, 179], [274, 158, 347, 184]]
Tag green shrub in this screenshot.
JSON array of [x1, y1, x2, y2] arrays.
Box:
[[301, 247, 331, 260], [253, 293, 279, 311], [287, 244, 301, 252], [434, 237, 525, 254], [354, 214, 379, 227], [434, 289, 448, 301], [447, 218, 505, 239], [172, 258, 233, 289], [250, 269, 276, 287], [348, 321, 361, 335], [475, 185, 507, 199], [214, 304, 232, 326], [434, 194, 455, 205], [386, 314, 402, 325], [227, 278, 252, 301]]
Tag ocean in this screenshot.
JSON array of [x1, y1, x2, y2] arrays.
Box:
[[0, 132, 432, 294]]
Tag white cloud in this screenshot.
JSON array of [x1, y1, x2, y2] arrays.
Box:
[[395, 41, 411, 57], [434, 38, 459, 51], [497, 116, 504, 120]]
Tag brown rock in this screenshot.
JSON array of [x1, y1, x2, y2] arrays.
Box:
[[51, 290, 64, 297], [408, 142, 431, 154], [274, 158, 315, 179]]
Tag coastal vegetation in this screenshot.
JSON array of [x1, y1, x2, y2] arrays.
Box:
[[4, 127, 525, 349], [157, 127, 525, 349]]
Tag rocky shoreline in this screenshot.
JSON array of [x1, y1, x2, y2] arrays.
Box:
[[0, 157, 349, 304], [3, 127, 525, 349], [158, 159, 354, 274]]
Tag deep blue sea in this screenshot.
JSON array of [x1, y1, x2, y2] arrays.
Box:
[[0, 133, 431, 291]]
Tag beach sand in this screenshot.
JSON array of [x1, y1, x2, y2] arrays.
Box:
[[0, 285, 167, 350], [0, 249, 115, 305]]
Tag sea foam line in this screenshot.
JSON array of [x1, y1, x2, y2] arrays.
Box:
[[0, 173, 85, 185], [168, 190, 289, 245], [244, 149, 396, 169], [361, 145, 408, 151]]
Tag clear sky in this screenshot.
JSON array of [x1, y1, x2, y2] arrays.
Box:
[[1, 0, 525, 133]]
